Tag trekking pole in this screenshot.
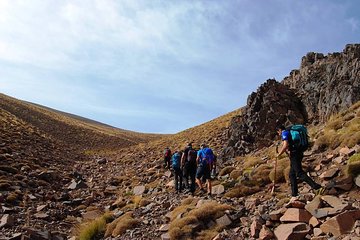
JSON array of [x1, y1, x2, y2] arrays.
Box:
[[271, 142, 280, 195], [271, 156, 278, 195]]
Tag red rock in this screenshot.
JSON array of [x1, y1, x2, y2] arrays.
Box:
[[259, 226, 274, 240], [250, 219, 262, 238], [280, 208, 312, 223], [320, 210, 360, 237], [309, 216, 320, 227], [305, 195, 322, 217], [274, 223, 310, 240]]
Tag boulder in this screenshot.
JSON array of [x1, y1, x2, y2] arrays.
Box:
[[212, 184, 225, 195], [216, 214, 232, 227], [320, 210, 360, 237], [133, 185, 146, 195], [259, 226, 274, 240], [355, 174, 360, 188], [280, 208, 312, 223], [319, 168, 339, 180], [274, 223, 310, 240]]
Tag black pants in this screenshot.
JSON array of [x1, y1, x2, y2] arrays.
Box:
[[289, 151, 321, 196], [183, 162, 196, 193], [174, 167, 183, 192], [164, 157, 171, 169]]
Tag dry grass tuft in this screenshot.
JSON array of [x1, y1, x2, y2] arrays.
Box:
[[243, 156, 263, 169], [168, 202, 232, 240], [77, 213, 113, 240], [196, 229, 219, 240], [269, 158, 289, 183], [346, 153, 360, 177], [224, 185, 260, 198], [219, 166, 235, 176], [315, 101, 360, 150], [105, 212, 140, 237], [229, 170, 242, 180]]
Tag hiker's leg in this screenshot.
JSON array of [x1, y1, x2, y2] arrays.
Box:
[[190, 168, 196, 193], [289, 154, 299, 197], [196, 166, 204, 190], [174, 169, 179, 191], [205, 166, 211, 194], [179, 169, 183, 191], [294, 152, 321, 190]]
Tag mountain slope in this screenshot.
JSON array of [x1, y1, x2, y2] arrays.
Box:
[[0, 93, 162, 151]]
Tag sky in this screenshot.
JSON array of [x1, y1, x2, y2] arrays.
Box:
[[0, 0, 359, 133]]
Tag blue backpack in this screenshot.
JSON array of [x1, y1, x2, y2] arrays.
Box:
[[287, 125, 309, 152], [172, 152, 181, 169], [200, 148, 214, 165]]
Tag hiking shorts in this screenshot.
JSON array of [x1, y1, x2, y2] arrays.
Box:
[[196, 164, 210, 180]]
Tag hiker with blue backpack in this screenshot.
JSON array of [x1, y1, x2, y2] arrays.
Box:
[[276, 124, 323, 202], [172, 150, 183, 193], [196, 143, 214, 195]]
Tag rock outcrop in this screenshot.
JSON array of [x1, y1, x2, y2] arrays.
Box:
[[223, 44, 360, 159], [283, 44, 360, 123], [223, 79, 307, 158]]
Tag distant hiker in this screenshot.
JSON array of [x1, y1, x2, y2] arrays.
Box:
[[164, 147, 172, 169], [181, 142, 197, 194], [276, 124, 323, 201], [172, 151, 183, 193], [196, 143, 214, 195]]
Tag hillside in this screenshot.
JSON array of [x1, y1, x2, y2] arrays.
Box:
[[0, 93, 162, 152]]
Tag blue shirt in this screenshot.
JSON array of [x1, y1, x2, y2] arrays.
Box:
[[281, 130, 290, 141]]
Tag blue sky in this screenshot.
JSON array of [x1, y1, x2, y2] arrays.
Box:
[[1, 0, 359, 133]]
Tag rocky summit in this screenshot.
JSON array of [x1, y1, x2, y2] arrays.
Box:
[[1, 44, 360, 240]]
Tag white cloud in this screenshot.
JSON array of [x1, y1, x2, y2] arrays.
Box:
[[1, 0, 359, 133]]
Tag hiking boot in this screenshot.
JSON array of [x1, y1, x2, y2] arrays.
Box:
[[289, 196, 298, 202], [315, 187, 325, 196]]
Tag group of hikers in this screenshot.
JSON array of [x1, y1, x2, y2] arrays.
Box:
[[163, 142, 216, 196], [163, 122, 324, 200]]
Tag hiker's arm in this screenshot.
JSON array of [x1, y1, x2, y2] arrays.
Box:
[[277, 140, 289, 157]]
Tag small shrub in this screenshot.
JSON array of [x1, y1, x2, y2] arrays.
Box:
[[252, 164, 272, 185], [243, 156, 262, 169], [105, 212, 139, 237], [219, 166, 235, 176], [224, 185, 260, 198], [269, 158, 289, 183], [0, 182, 11, 191], [346, 154, 360, 177], [327, 119, 343, 131], [169, 216, 198, 240], [229, 170, 242, 180], [78, 213, 113, 240], [6, 192, 19, 203], [196, 229, 219, 240], [190, 202, 232, 221]]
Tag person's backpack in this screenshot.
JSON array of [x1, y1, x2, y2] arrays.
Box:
[[164, 148, 171, 158], [187, 149, 197, 164], [287, 124, 309, 152], [200, 147, 214, 165], [172, 152, 181, 169]]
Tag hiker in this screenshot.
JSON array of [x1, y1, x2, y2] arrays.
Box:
[[163, 147, 172, 169], [276, 125, 323, 201], [172, 150, 183, 193], [196, 143, 214, 195], [181, 142, 197, 194]]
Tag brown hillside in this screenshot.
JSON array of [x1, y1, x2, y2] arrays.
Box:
[[0, 93, 162, 151]]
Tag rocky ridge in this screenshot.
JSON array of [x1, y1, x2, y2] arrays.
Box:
[[224, 44, 360, 159]]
